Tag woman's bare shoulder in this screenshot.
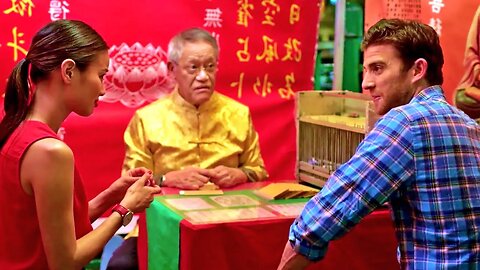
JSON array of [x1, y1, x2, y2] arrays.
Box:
[[27, 138, 73, 162], [21, 138, 75, 194], [22, 138, 74, 177]]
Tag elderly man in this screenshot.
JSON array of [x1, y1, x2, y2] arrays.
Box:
[[108, 28, 268, 269], [123, 27, 268, 190]]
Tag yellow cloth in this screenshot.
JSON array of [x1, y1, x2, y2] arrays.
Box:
[[123, 89, 268, 181]]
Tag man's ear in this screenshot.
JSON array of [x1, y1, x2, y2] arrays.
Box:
[[167, 61, 175, 72], [411, 58, 428, 84], [167, 61, 177, 81], [61, 59, 76, 83]]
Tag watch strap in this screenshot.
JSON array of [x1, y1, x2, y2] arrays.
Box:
[[112, 204, 129, 216], [112, 204, 133, 226]]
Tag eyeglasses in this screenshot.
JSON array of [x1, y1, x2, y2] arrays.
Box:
[[175, 62, 217, 76]]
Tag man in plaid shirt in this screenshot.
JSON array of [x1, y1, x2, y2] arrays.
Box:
[[278, 19, 480, 269]]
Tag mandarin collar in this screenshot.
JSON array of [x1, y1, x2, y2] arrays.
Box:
[[171, 87, 219, 113]]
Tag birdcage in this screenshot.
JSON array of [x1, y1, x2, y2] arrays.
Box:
[[296, 90, 379, 188]]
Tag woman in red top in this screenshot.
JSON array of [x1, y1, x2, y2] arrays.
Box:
[[0, 20, 161, 269]]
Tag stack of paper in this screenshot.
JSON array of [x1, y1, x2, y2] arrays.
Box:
[[179, 182, 223, 196], [254, 183, 319, 200]]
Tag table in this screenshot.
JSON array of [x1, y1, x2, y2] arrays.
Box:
[[138, 182, 398, 270]]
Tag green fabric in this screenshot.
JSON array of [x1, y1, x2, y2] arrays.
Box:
[[146, 199, 182, 270], [145, 189, 312, 269], [455, 88, 480, 119], [456, 88, 479, 105], [84, 258, 100, 270]]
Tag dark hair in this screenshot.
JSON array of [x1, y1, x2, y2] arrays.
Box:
[[0, 19, 108, 147], [362, 19, 444, 86], [167, 27, 218, 63]]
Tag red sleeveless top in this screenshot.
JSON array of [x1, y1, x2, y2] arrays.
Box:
[[0, 121, 92, 269]]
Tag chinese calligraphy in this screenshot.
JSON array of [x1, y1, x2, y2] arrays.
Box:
[[4, 0, 35, 17], [281, 38, 301, 62], [204, 8, 222, 28], [231, 1, 310, 99], [385, 0, 421, 20], [254, 74, 273, 97], [261, 0, 280, 26], [256, 35, 279, 63], [429, 18, 442, 36], [278, 72, 295, 99], [7, 27, 28, 61], [428, 0, 444, 35], [289, 4, 300, 24], [428, 0, 445, 14], [231, 72, 245, 98], [236, 37, 251, 62], [237, 0, 254, 27], [49, 0, 70, 21]]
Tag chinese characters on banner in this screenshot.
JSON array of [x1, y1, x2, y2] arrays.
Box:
[[2, 0, 33, 62], [365, 0, 478, 104], [364, 0, 421, 30], [427, 0, 444, 36], [0, 1, 321, 199], [49, 0, 70, 21], [0, 0, 69, 63], [228, 1, 305, 100]]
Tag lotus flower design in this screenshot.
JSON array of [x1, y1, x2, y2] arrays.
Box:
[[102, 42, 174, 108]]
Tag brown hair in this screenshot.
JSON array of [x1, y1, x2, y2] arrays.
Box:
[[0, 20, 108, 147], [362, 19, 444, 86]]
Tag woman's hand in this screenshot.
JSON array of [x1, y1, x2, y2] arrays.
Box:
[[107, 167, 151, 204], [120, 171, 161, 213]]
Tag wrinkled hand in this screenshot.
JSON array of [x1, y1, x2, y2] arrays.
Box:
[[163, 167, 213, 190], [208, 166, 247, 188], [277, 242, 311, 270], [120, 171, 161, 213]]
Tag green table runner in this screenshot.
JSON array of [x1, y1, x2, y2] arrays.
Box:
[[146, 200, 182, 270], [146, 189, 309, 270]]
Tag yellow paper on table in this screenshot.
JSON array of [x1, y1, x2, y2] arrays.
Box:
[[200, 182, 219, 190], [254, 183, 319, 200], [179, 182, 222, 196], [179, 190, 224, 196]]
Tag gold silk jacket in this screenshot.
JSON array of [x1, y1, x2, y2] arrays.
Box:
[[123, 90, 268, 181]]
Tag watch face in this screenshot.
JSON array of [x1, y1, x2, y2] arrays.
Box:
[[123, 211, 134, 226]]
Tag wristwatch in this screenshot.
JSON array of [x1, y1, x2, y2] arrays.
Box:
[[156, 174, 166, 186], [112, 204, 134, 226]]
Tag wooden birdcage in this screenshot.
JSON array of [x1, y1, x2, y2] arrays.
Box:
[[296, 90, 380, 188]]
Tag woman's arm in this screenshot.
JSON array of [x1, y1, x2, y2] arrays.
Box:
[[22, 138, 160, 269], [88, 167, 151, 222]]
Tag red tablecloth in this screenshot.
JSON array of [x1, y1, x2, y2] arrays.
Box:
[[138, 182, 399, 270]]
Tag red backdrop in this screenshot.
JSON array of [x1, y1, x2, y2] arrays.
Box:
[[0, 1, 321, 199]]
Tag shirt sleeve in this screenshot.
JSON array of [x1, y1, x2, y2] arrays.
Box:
[[122, 112, 154, 173], [289, 113, 415, 261], [238, 111, 269, 181]]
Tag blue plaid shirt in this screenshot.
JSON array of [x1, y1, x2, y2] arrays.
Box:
[[289, 86, 480, 269]]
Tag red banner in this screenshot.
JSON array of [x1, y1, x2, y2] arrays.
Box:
[[0, 1, 321, 199], [365, 0, 479, 104]]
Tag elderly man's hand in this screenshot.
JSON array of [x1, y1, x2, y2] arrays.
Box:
[[163, 167, 212, 190], [208, 166, 248, 188]]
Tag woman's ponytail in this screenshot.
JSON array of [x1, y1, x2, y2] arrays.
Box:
[[0, 59, 32, 148]]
